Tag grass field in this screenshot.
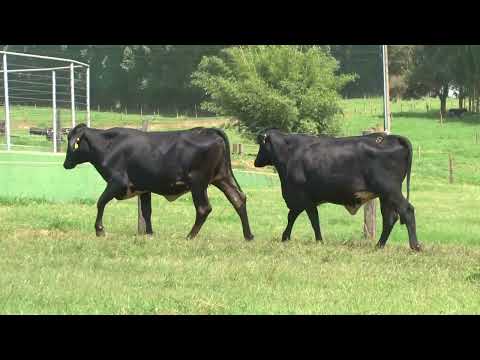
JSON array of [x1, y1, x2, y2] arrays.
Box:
[[1, 97, 480, 314]]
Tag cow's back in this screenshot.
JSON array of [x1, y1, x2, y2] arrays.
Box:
[[285, 133, 410, 204]]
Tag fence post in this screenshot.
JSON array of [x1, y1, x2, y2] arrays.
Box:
[[86, 66, 91, 128], [52, 71, 57, 153], [362, 129, 378, 240], [138, 119, 149, 235], [56, 109, 61, 152], [70, 63, 76, 128], [238, 143, 243, 155], [3, 54, 11, 151], [232, 143, 238, 154]]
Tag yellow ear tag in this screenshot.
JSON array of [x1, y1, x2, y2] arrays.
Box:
[[74, 138, 80, 150]]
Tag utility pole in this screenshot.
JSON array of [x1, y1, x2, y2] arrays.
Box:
[[382, 45, 391, 133]]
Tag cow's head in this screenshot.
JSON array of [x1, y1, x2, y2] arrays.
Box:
[[254, 130, 275, 167], [63, 124, 91, 169]]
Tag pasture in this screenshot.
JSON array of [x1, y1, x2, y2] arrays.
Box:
[[1, 98, 480, 314]]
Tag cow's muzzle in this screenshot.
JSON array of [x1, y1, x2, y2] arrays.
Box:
[[63, 160, 75, 169]]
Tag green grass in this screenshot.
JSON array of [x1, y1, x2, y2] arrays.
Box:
[[0, 105, 227, 152], [1, 97, 480, 314], [1, 190, 480, 314]]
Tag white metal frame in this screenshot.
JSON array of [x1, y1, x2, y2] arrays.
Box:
[[382, 45, 391, 134], [0, 50, 91, 152]]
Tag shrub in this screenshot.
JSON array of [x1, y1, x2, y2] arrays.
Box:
[[191, 45, 356, 136]]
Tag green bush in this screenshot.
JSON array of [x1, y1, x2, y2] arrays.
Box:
[[191, 45, 356, 136]]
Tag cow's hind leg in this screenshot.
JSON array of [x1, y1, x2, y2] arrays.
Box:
[[376, 198, 399, 249], [95, 182, 125, 236], [186, 186, 212, 240], [389, 193, 421, 251], [282, 208, 303, 242], [213, 177, 254, 241], [139, 192, 153, 235], [306, 206, 322, 242]]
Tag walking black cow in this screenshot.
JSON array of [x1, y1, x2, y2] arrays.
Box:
[[63, 124, 254, 241], [254, 128, 420, 251]]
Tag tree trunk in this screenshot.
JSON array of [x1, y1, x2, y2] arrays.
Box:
[[474, 87, 477, 113], [475, 87, 480, 113], [439, 85, 449, 116], [459, 87, 464, 109]]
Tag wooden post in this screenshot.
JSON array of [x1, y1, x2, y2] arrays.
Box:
[[138, 119, 149, 235], [362, 129, 378, 240], [238, 143, 243, 155], [449, 154, 454, 184], [56, 109, 61, 152], [232, 143, 238, 154]]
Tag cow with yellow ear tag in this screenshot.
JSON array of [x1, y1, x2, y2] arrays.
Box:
[[62, 123, 254, 241]]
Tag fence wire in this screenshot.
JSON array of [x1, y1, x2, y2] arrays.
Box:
[[1, 53, 89, 153]]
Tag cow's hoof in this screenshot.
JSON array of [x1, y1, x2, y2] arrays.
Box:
[[375, 243, 385, 250], [411, 243, 422, 252], [281, 237, 290, 242], [146, 232, 154, 237], [96, 230, 105, 237], [245, 234, 254, 241]]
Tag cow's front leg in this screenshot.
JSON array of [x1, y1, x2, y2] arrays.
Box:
[[95, 181, 125, 237]]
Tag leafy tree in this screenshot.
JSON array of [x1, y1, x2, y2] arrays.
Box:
[[406, 45, 458, 115], [330, 45, 383, 98], [191, 45, 355, 136]]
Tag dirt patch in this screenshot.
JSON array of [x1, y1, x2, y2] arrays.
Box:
[[148, 118, 232, 130]]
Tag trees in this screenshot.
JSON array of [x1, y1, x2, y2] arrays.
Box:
[[404, 46, 458, 115], [1, 44, 226, 114], [330, 45, 383, 98], [191, 45, 355, 136]]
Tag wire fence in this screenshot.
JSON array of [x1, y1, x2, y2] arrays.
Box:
[[1, 51, 90, 152]]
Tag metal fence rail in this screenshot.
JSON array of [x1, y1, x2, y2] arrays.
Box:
[[0, 50, 91, 152]]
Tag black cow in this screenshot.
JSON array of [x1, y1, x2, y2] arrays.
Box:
[[254, 129, 420, 251], [63, 124, 254, 240], [447, 108, 468, 118]]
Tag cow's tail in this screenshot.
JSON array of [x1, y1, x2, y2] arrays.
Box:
[[397, 135, 413, 202], [211, 128, 243, 193]]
